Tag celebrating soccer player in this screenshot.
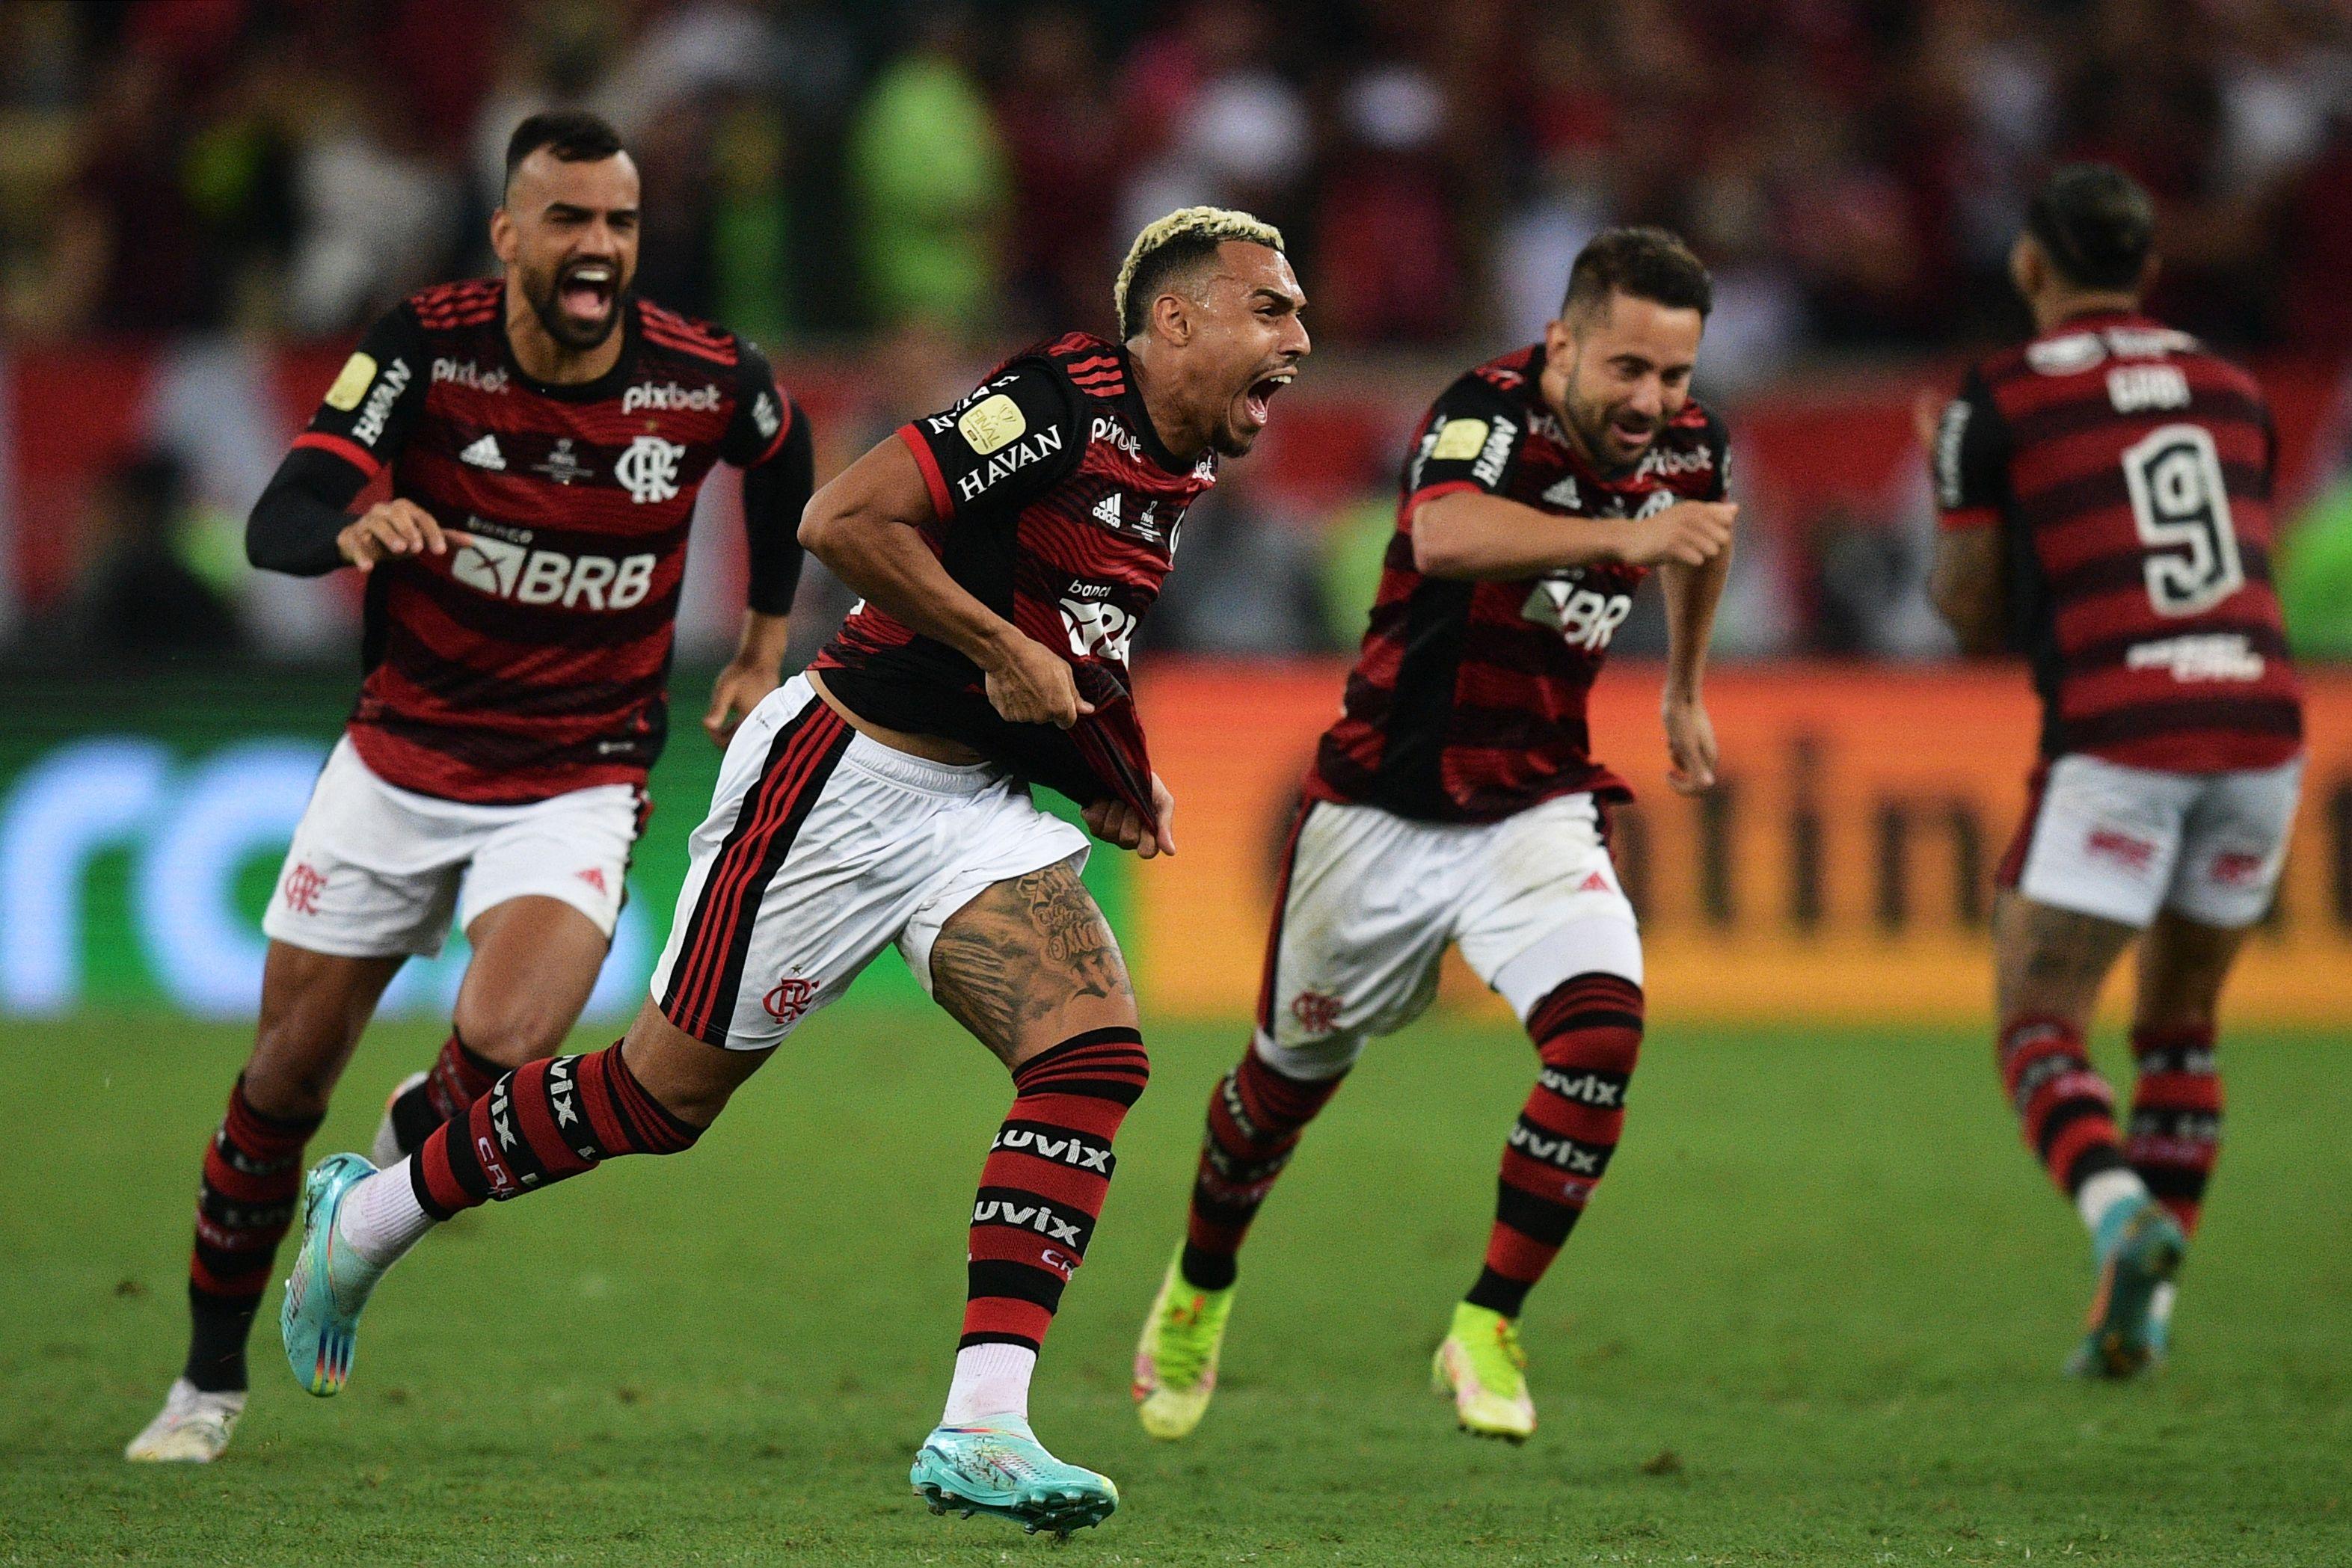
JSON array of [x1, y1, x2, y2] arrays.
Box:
[[125, 112, 814, 1464], [274, 208, 1307, 1536], [1134, 228, 1736, 1442], [1926, 165, 2303, 1378]]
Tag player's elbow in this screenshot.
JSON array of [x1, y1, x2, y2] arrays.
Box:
[[1930, 577, 2003, 655], [796, 484, 850, 561]]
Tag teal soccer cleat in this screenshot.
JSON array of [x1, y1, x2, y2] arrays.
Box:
[[280, 1153, 384, 1396], [2066, 1195, 2186, 1379], [909, 1415, 1119, 1538]]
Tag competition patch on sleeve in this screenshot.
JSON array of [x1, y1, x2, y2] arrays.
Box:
[[1430, 417, 1488, 462], [324, 352, 379, 411], [957, 394, 1028, 455]]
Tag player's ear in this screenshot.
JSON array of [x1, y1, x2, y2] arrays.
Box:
[[2136, 252, 2161, 298], [489, 206, 517, 267], [2009, 236, 2041, 303], [1151, 290, 1191, 347]]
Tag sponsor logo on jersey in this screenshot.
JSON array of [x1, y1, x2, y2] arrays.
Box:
[[352, 357, 411, 446], [2104, 325, 2196, 358], [989, 1127, 1115, 1172], [2107, 363, 2191, 413], [1637, 443, 1713, 479], [458, 434, 506, 470], [614, 435, 687, 503], [1090, 414, 1142, 459], [432, 357, 509, 393], [1092, 493, 1122, 527], [1541, 475, 1582, 511], [621, 380, 721, 415], [1060, 591, 1136, 664], [324, 352, 378, 411], [1524, 579, 1634, 651], [752, 391, 782, 440], [971, 1198, 1084, 1246], [1430, 416, 1488, 463], [450, 531, 658, 610], [956, 393, 1028, 455], [954, 425, 1063, 503], [1473, 417, 1518, 487], [534, 438, 593, 485], [2027, 332, 2107, 375], [2125, 632, 2265, 682]]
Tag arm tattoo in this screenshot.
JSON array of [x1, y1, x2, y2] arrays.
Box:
[[929, 854, 1132, 1054]]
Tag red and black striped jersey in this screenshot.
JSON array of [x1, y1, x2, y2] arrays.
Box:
[[811, 333, 1216, 820], [1307, 343, 1730, 823], [291, 280, 796, 804], [1935, 310, 2302, 772]]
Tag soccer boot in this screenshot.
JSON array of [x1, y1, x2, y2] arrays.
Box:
[[909, 1414, 1119, 1538], [1132, 1249, 1235, 1440], [280, 1153, 384, 1396], [123, 1378, 245, 1463], [369, 1072, 428, 1168], [1433, 1301, 1537, 1441], [2066, 1195, 2187, 1379]]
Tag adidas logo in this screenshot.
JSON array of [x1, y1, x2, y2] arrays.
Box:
[[1543, 476, 1580, 510], [1092, 494, 1121, 527], [458, 434, 506, 470]]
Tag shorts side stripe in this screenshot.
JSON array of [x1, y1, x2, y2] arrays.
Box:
[[662, 707, 851, 1039], [1253, 801, 1317, 1034], [1997, 763, 2051, 892]]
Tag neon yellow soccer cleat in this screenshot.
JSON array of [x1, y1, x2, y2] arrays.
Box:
[[1132, 1249, 1235, 1440], [1432, 1301, 1536, 1442]]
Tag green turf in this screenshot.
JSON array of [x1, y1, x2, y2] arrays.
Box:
[[1, 1012, 2345, 1565]]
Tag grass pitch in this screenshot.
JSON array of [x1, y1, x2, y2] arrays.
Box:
[[1, 1009, 2345, 1565]]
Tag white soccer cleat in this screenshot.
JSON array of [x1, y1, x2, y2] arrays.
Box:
[[124, 1377, 245, 1463], [369, 1072, 427, 1168]]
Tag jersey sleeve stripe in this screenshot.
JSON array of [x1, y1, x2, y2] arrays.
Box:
[[895, 422, 955, 520], [1403, 479, 1481, 517], [747, 402, 793, 468], [291, 431, 381, 477]]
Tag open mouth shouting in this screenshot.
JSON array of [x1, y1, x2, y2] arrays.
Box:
[[1233, 363, 1298, 445], [1603, 408, 1661, 464], [558, 258, 618, 328]]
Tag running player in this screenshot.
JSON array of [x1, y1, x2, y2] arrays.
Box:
[[125, 112, 813, 1463], [1133, 227, 1736, 1442], [1926, 165, 2303, 1378], [276, 208, 1309, 1536]]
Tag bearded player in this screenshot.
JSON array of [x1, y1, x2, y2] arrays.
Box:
[[1134, 227, 1735, 1443], [1928, 165, 2303, 1378], [125, 112, 814, 1463], [273, 209, 1308, 1536]]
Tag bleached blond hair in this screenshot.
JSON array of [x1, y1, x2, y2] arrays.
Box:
[[1114, 206, 1286, 340]]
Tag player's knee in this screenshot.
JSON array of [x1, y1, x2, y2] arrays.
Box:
[[451, 997, 573, 1071], [1528, 972, 1644, 1075], [1251, 1026, 1361, 1083]]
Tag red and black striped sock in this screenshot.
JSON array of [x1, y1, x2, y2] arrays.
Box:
[[2000, 1013, 2128, 1199], [407, 1042, 699, 1219], [184, 1078, 322, 1392], [384, 1030, 503, 1157], [1179, 1045, 1345, 1291], [1467, 973, 1642, 1319], [2126, 1023, 2222, 1235], [962, 1029, 1151, 1352]]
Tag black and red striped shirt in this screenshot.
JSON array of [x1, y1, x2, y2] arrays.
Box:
[[1309, 343, 1731, 823], [283, 280, 800, 804], [812, 333, 1216, 820], [1935, 310, 2302, 771]]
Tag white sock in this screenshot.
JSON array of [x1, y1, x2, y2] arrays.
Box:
[[334, 1159, 438, 1268], [2151, 1280, 2178, 1330], [2076, 1167, 2149, 1238], [939, 1343, 1037, 1427]]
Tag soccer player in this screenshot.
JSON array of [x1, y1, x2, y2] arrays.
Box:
[[275, 207, 1308, 1535], [1133, 227, 1736, 1443], [1927, 165, 2303, 1377], [125, 112, 814, 1463]]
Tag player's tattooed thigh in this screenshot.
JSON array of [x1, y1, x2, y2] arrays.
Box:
[[1998, 896, 2134, 1009], [930, 855, 1132, 1050]]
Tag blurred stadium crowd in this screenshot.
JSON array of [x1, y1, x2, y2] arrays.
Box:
[[4, 0, 2352, 664]]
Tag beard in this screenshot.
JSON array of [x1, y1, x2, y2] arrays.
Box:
[[521, 265, 624, 353], [1565, 390, 1659, 477]]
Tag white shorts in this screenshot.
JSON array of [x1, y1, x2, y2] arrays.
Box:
[[650, 676, 1090, 1051], [1255, 793, 1642, 1079], [2004, 752, 2304, 929], [260, 736, 639, 959]]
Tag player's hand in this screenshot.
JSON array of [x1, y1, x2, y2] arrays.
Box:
[[1618, 500, 1735, 568], [337, 499, 470, 574], [1082, 773, 1176, 858], [704, 656, 781, 749], [983, 632, 1095, 729], [1662, 693, 1719, 796]]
